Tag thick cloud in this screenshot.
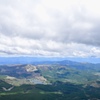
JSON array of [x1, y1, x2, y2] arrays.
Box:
[[0, 0, 100, 57]]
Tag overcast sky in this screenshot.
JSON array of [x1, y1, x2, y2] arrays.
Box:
[[0, 0, 100, 57]]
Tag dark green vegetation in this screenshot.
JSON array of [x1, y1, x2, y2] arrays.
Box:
[[0, 80, 100, 100], [0, 60, 100, 99]]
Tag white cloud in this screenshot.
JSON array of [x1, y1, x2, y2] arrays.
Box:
[[0, 0, 100, 57]]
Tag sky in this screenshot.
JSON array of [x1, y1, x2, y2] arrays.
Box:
[[0, 0, 100, 57]]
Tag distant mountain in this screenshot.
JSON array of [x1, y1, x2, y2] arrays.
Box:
[[0, 57, 100, 65], [0, 57, 65, 64], [67, 57, 100, 64]]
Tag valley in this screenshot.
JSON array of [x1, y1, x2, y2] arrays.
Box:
[[0, 60, 100, 100]]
